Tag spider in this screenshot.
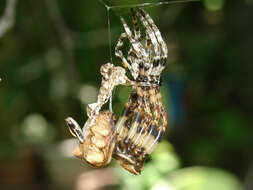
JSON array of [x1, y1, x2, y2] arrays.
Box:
[[65, 8, 168, 175]]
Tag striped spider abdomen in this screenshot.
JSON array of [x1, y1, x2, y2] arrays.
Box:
[[114, 86, 167, 175]]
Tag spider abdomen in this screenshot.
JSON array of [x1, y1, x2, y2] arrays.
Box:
[[113, 86, 167, 174]]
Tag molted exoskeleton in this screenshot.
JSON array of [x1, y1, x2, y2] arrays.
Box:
[[65, 111, 116, 167]]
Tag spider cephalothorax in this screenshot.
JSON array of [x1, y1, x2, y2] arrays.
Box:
[[65, 8, 168, 175]]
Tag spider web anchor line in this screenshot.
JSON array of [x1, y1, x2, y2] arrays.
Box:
[[109, 95, 113, 113], [99, 0, 200, 10]]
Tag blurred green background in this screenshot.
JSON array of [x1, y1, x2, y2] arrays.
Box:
[[0, 0, 253, 190]]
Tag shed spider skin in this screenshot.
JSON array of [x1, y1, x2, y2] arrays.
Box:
[[65, 8, 168, 175], [65, 111, 116, 167]]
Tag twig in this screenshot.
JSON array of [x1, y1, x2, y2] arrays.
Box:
[[0, 0, 17, 38]]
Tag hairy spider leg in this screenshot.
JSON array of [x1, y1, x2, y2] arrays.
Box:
[[137, 8, 168, 76], [138, 8, 168, 59], [115, 33, 136, 75], [131, 8, 153, 77], [127, 8, 145, 78], [131, 8, 152, 76], [139, 28, 152, 78], [131, 8, 152, 57], [126, 51, 141, 78], [136, 8, 160, 73], [120, 16, 149, 64], [127, 47, 142, 80], [127, 47, 137, 63], [115, 33, 141, 80], [130, 8, 141, 42], [145, 32, 152, 60]]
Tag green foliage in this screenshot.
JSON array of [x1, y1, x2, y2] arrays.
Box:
[[203, 0, 225, 11], [0, 0, 252, 189], [115, 142, 243, 190]]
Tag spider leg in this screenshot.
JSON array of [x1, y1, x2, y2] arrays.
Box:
[[130, 8, 154, 77], [131, 8, 152, 58], [130, 8, 141, 42], [120, 16, 148, 62], [145, 30, 152, 75], [136, 9, 161, 76], [127, 47, 135, 57], [137, 8, 168, 76], [115, 33, 133, 69], [127, 54, 138, 76], [115, 32, 139, 79], [127, 47, 144, 76], [131, 8, 153, 76], [138, 8, 168, 59], [136, 8, 160, 60], [145, 32, 152, 57], [131, 8, 152, 63]]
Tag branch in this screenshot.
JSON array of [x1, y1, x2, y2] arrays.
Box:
[[0, 0, 17, 38]]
